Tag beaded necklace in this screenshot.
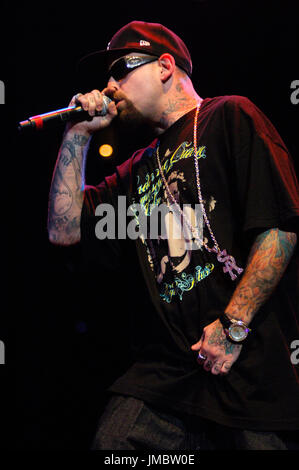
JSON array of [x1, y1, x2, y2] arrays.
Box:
[[156, 103, 243, 281]]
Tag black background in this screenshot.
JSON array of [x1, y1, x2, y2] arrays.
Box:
[[1, 0, 298, 451]]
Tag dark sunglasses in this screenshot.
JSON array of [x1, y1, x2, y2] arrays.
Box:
[[108, 55, 158, 81]]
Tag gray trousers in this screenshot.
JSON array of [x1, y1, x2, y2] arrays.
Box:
[[91, 394, 299, 451]]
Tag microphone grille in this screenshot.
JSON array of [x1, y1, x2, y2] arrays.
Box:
[[98, 95, 112, 116]]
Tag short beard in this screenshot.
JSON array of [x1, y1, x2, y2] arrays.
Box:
[[115, 101, 157, 145], [118, 100, 146, 126]]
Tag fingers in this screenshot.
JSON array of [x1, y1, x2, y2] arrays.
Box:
[[191, 339, 202, 351], [196, 350, 206, 364], [203, 359, 213, 372], [211, 361, 223, 375], [102, 84, 119, 98], [220, 361, 232, 375], [71, 90, 109, 117], [198, 354, 216, 373], [191, 332, 204, 352], [196, 353, 232, 376], [69, 93, 82, 107], [78, 90, 105, 116]]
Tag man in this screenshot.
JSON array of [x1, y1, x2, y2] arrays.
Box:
[[48, 21, 299, 450]]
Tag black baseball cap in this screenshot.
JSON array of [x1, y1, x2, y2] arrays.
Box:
[[78, 21, 193, 78]]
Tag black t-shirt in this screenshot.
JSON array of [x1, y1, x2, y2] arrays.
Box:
[[81, 96, 299, 430]]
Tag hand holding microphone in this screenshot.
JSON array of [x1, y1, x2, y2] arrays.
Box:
[[65, 89, 117, 135], [18, 89, 118, 133]]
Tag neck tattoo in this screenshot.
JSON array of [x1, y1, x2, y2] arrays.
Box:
[[156, 103, 244, 281]]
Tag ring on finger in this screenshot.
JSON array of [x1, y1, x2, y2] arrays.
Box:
[[198, 352, 207, 361]]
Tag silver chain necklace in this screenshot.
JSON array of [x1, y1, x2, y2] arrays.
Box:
[[156, 103, 243, 281]]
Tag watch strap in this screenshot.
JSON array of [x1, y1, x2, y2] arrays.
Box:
[[219, 312, 232, 330]]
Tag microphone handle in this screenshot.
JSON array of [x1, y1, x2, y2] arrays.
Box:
[[18, 95, 112, 131]]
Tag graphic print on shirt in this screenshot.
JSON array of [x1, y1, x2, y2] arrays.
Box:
[[132, 140, 216, 303]]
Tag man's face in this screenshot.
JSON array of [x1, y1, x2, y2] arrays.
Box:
[[105, 52, 161, 125]]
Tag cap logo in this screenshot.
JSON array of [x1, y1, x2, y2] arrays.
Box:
[[139, 40, 150, 46]]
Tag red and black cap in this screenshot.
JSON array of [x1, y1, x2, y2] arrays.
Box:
[[78, 21, 193, 78]]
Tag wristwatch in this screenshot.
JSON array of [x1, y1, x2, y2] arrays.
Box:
[[219, 313, 251, 344]]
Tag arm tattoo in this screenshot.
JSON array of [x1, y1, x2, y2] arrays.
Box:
[[50, 165, 73, 217], [72, 134, 89, 147], [48, 133, 89, 240], [226, 228, 297, 322]]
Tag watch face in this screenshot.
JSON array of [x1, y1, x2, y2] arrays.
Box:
[[229, 324, 248, 342]]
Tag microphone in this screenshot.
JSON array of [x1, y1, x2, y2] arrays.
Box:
[[18, 95, 112, 131]]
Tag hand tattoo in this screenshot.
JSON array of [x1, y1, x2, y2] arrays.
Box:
[[207, 324, 236, 355]]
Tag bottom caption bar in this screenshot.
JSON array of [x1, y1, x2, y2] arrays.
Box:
[[101, 452, 200, 466]]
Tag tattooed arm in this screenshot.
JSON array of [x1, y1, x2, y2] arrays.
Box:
[[191, 228, 297, 375], [48, 90, 117, 245], [48, 128, 91, 245], [225, 228, 297, 322]]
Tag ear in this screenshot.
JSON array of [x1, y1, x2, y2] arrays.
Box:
[[158, 53, 176, 83]]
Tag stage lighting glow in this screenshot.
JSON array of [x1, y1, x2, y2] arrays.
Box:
[[99, 144, 113, 157]]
